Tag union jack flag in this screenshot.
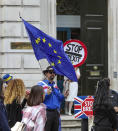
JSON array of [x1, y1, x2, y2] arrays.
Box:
[[74, 96, 94, 119], [37, 80, 58, 94]]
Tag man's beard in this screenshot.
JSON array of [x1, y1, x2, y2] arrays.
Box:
[[49, 75, 55, 81]]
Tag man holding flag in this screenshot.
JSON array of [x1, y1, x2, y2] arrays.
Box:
[[37, 66, 68, 131], [22, 18, 78, 131]]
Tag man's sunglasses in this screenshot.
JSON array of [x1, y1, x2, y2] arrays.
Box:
[[48, 70, 56, 74]]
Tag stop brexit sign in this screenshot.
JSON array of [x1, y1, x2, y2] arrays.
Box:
[[64, 39, 87, 67], [74, 96, 94, 119]]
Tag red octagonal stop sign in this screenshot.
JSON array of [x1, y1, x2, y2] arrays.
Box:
[[74, 96, 94, 118], [64, 39, 87, 67], [82, 96, 94, 116]]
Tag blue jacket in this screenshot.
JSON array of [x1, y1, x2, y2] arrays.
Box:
[[38, 80, 64, 110], [0, 100, 10, 131]]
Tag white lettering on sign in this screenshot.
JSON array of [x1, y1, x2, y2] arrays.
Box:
[[82, 101, 93, 111], [83, 107, 92, 111], [84, 101, 93, 107]]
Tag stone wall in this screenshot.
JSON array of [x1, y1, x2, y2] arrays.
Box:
[[0, 0, 56, 87], [108, 0, 118, 91]]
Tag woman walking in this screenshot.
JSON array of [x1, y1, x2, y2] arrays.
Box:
[[93, 78, 117, 131]]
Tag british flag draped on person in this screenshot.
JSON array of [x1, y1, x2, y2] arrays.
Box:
[[22, 19, 77, 131]]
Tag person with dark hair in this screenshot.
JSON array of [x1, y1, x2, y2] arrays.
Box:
[[38, 66, 68, 131], [22, 85, 46, 131], [93, 78, 117, 131], [0, 78, 10, 131]]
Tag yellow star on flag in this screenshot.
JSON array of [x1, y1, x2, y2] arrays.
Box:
[[37, 38, 41, 42], [35, 39, 39, 44], [42, 38, 46, 43], [54, 50, 57, 54], [58, 60, 61, 64], [35, 37, 41, 44], [51, 62, 55, 66], [58, 56, 61, 59], [48, 43, 52, 47]]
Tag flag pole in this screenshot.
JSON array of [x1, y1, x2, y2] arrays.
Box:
[[19, 14, 45, 78], [38, 60, 45, 78], [19, 12, 22, 19]]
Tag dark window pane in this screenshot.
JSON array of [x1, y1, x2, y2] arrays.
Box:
[[57, 0, 80, 15]]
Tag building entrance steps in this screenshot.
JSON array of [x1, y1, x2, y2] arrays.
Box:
[[61, 115, 81, 131]]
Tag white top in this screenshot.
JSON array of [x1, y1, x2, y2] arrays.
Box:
[[64, 68, 80, 101]]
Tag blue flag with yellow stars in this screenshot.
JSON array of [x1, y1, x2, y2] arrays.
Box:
[[22, 19, 77, 82]]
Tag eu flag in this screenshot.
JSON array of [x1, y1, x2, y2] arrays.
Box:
[[22, 19, 77, 82]]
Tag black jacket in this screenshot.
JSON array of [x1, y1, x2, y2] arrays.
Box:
[[93, 104, 117, 131], [0, 100, 10, 131], [6, 98, 27, 128]]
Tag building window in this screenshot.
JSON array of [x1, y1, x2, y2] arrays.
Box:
[[57, 0, 80, 15]]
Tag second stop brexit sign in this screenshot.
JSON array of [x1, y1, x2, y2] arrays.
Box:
[[64, 39, 87, 67], [74, 96, 94, 119]]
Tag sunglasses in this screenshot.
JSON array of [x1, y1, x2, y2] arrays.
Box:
[[48, 70, 55, 74]]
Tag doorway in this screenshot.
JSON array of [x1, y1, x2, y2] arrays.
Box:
[[56, 0, 108, 96]]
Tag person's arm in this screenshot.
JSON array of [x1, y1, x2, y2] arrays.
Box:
[[53, 88, 65, 101], [21, 98, 27, 109], [114, 106, 118, 112], [38, 81, 52, 98], [0, 106, 11, 131], [115, 91, 118, 113], [76, 68, 80, 80], [112, 90, 118, 113]]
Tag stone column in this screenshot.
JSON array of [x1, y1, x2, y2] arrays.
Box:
[[40, 0, 56, 38], [108, 0, 118, 91]]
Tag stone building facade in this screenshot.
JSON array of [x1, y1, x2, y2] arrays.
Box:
[[0, 0, 56, 87], [0, 0, 118, 92]]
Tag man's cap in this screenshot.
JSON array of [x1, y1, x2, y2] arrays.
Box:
[[2, 74, 13, 83], [43, 66, 54, 74]]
